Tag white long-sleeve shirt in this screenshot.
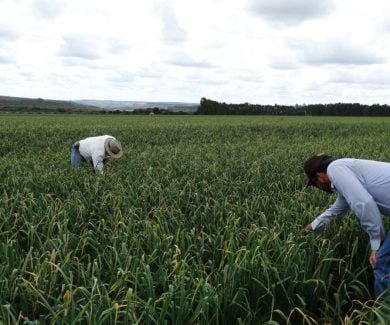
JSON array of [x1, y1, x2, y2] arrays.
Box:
[[311, 158, 390, 251], [78, 135, 115, 174]]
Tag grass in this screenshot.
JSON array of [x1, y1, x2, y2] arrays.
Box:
[[0, 114, 389, 324]]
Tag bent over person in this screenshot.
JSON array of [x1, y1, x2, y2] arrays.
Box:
[[70, 135, 123, 174], [303, 154, 390, 297]]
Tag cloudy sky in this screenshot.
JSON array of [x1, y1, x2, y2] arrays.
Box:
[[1, 0, 390, 105]]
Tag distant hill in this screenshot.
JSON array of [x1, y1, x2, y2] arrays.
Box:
[[0, 96, 199, 113], [74, 99, 199, 112], [0, 95, 100, 113]]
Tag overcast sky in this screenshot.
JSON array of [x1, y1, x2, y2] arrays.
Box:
[[1, 0, 390, 105]]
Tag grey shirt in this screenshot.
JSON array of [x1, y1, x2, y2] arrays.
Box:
[[311, 158, 390, 251]]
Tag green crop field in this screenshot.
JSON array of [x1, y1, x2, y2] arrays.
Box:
[[0, 114, 389, 324]]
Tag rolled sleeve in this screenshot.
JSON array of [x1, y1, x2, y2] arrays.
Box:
[[92, 155, 105, 174], [312, 194, 349, 231]]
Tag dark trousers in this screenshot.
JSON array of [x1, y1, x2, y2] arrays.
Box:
[[70, 143, 85, 167], [374, 232, 390, 297]]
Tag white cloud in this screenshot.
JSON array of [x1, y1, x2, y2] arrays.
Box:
[[1, 0, 390, 104], [0, 54, 15, 64], [106, 71, 135, 84], [59, 36, 105, 60], [294, 39, 386, 65], [0, 21, 22, 41], [247, 0, 335, 25], [154, 1, 187, 44], [166, 52, 215, 68], [29, 0, 66, 19], [268, 47, 299, 70], [329, 67, 390, 87]]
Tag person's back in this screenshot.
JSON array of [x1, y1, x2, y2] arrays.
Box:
[[327, 158, 390, 214], [79, 135, 114, 162]]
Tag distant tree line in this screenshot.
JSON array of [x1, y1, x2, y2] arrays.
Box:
[[130, 107, 192, 115], [96, 108, 192, 115], [196, 97, 390, 116]]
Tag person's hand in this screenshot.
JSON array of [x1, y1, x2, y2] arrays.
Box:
[[369, 250, 377, 268], [302, 223, 313, 235]]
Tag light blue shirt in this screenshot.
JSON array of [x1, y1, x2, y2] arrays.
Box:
[[311, 158, 390, 251]]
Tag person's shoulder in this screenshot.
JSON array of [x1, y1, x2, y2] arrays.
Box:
[[327, 158, 354, 171], [331, 158, 356, 165], [95, 135, 113, 139], [102, 135, 116, 140], [79, 136, 107, 145], [83, 135, 113, 140]]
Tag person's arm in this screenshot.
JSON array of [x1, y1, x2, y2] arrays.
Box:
[[328, 165, 385, 252], [92, 154, 105, 174], [306, 194, 349, 233], [369, 250, 377, 268]]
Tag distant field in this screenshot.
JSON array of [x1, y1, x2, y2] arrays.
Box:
[[0, 114, 389, 324]]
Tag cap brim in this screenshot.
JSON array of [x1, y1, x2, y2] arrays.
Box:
[[108, 151, 123, 159]]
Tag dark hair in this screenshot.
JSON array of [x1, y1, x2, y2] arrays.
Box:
[[304, 154, 334, 177], [317, 159, 334, 173]]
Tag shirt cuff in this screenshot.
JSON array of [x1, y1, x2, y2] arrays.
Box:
[[370, 239, 381, 251], [311, 219, 323, 232]]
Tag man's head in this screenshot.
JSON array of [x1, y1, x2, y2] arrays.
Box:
[[104, 138, 123, 159], [304, 154, 334, 192]]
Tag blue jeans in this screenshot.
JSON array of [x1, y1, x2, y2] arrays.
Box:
[[374, 232, 390, 297], [70, 143, 85, 167]]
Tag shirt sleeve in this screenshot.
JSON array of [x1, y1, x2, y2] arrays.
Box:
[[92, 154, 104, 174], [312, 194, 349, 231], [328, 164, 385, 251]]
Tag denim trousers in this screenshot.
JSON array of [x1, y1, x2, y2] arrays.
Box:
[[374, 232, 390, 297], [70, 144, 85, 167]]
